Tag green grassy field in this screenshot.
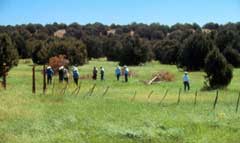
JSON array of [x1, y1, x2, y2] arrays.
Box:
[[0, 59, 240, 143]]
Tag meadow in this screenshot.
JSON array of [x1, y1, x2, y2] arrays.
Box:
[[0, 59, 239, 143]]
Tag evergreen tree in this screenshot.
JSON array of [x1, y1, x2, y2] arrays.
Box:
[[204, 48, 233, 89], [0, 33, 19, 77]]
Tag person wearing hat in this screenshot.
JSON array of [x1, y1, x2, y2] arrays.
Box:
[[183, 71, 190, 91], [124, 65, 129, 82], [72, 65, 80, 85], [58, 66, 64, 82], [115, 66, 121, 81], [46, 66, 54, 85], [92, 66, 98, 80], [100, 66, 105, 81], [63, 66, 70, 83]]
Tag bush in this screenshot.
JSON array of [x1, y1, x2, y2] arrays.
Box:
[[177, 32, 213, 71], [119, 35, 151, 66], [31, 38, 88, 66], [0, 33, 19, 77], [223, 46, 240, 67], [103, 35, 123, 61], [31, 40, 49, 64], [204, 48, 233, 89], [154, 39, 180, 64], [48, 55, 69, 73], [48, 38, 88, 65]]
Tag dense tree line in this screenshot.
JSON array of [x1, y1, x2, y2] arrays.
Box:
[[1, 22, 240, 88]]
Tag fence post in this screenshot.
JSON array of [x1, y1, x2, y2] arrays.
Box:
[[236, 92, 240, 113], [43, 65, 46, 95], [147, 90, 154, 101], [131, 91, 137, 102], [2, 63, 6, 90], [32, 65, 36, 94], [177, 88, 181, 104], [159, 89, 169, 105], [102, 86, 110, 97], [75, 82, 82, 96], [194, 90, 198, 106], [88, 84, 96, 96], [213, 90, 219, 110], [51, 78, 55, 96]]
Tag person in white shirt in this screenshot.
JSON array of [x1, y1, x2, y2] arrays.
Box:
[[183, 72, 190, 91]]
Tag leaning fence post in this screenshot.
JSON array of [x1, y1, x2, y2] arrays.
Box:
[[147, 90, 154, 100], [213, 90, 219, 110], [102, 86, 110, 97], [236, 92, 240, 113], [159, 89, 169, 105], [75, 82, 82, 96], [43, 65, 47, 95], [88, 84, 96, 96], [177, 88, 181, 104], [2, 63, 7, 90], [131, 91, 137, 102], [194, 90, 198, 106], [32, 65, 36, 94], [51, 78, 55, 96]]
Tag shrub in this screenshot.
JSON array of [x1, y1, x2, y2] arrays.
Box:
[[48, 38, 88, 65], [154, 39, 180, 64], [204, 48, 233, 89], [223, 46, 240, 67], [48, 55, 69, 73], [31, 40, 49, 64], [119, 35, 151, 66], [177, 32, 213, 71]]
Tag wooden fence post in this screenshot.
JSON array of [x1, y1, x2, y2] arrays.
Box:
[[213, 90, 219, 110], [51, 78, 55, 96], [147, 90, 154, 101], [177, 88, 181, 104], [43, 65, 46, 95], [159, 89, 169, 105], [236, 92, 240, 113], [2, 63, 7, 90], [75, 82, 82, 96], [131, 91, 137, 102], [32, 65, 36, 94], [102, 86, 110, 97], [194, 90, 198, 106], [88, 84, 96, 96]]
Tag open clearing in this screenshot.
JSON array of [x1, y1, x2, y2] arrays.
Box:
[[0, 59, 240, 143]]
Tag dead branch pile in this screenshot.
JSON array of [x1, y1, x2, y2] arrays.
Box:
[[147, 71, 175, 85]]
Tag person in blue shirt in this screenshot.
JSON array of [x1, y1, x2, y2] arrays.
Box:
[[72, 66, 80, 85], [124, 65, 129, 82], [183, 72, 190, 91], [46, 66, 54, 85], [115, 66, 121, 81]]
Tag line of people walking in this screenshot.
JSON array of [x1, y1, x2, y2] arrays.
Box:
[[46, 64, 190, 91], [45, 65, 130, 86]]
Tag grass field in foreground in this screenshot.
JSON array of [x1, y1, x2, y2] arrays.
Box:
[[0, 59, 240, 143]]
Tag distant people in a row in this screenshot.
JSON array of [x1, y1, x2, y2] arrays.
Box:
[[46, 66, 54, 85], [92, 66, 105, 81], [47, 64, 131, 85], [115, 65, 129, 82], [72, 65, 80, 85], [100, 66, 105, 81], [58, 66, 70, 83], [115, 66, 121, 81], [92, 66, 98, 80], [183, 71, 190, 91]]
